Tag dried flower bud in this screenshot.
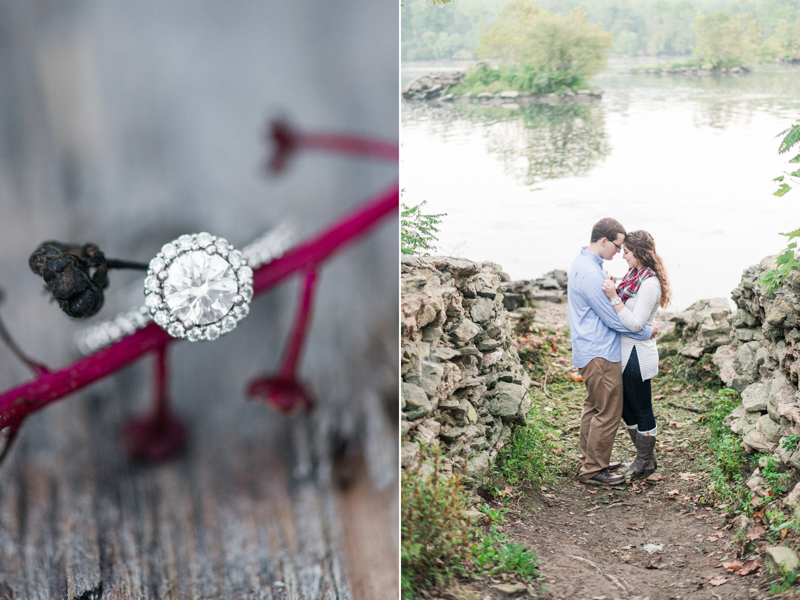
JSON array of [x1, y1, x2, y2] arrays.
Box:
[[29, 241, 109, 318]]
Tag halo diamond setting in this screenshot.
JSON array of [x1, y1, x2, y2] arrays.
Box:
[[144, 233, 254, 341]]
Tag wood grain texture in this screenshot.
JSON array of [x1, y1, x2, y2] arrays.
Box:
[[0, 387, 397, 599]]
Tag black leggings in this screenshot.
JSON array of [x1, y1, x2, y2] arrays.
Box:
[[621, 347, 656, 433]]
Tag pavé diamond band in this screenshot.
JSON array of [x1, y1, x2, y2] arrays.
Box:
[[75, 223, 294, 355]]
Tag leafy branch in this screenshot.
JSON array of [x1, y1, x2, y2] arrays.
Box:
[[401, 200, 446, 256], [773, 120, 800, 197], [758, 120, 800, 294]]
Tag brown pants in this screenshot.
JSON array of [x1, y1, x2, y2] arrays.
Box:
[[577, 357, 623, 480]]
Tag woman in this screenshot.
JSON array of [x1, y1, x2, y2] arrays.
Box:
[[602, 230, 671, 479]]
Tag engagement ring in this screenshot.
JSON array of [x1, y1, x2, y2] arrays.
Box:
[[75, 224, 294, 354]]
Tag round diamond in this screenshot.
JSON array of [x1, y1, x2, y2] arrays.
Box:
[[178, 234, 194, 250], [161, 243, 177, 259], [145, 294, 161, 310], [229, 250, 243, 268], [220, 316, 236, 334], [150, 257, 165, 273], [215, 238, 229, 257], [206, 325, 220, 340], [154, 311, 170, 328], [187, 328, 202, 342], [116, 316, 135, 335], [168, 322, 185, 338], [197, 232, 213, 247], [237, 266, 253, 283], [162, 250, 239, 326], [145, 276, 160, 293], [234, 303, 250, 319]]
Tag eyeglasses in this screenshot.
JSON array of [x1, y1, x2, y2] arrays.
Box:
[[608, 239, 623, 251]]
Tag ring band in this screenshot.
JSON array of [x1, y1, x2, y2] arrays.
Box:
[[75, 223, 294, 355]]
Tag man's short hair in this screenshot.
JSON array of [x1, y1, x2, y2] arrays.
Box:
[[590, 218, 626, 243]]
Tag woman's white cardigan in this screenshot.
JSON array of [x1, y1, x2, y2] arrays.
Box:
[[617, 277, 661, 381]]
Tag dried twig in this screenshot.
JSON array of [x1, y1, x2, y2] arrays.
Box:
[[0, 122, 398, 465], [668, 401, 706, 414], [566, 555, 629, 592]]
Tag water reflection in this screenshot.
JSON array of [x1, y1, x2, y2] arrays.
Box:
[[481, 104, 611, 186], [402, 101, 611, 186]]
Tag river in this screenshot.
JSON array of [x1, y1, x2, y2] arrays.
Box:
[[401, 57, 800, 310]]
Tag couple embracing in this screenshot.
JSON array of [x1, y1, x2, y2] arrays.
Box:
[[568, 218, 671, 486]]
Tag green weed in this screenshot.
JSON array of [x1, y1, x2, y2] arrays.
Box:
[[699, 388, 753, 512], [761, 455, 792, 497], [783, 434, 800, 453], [401, 444, 472, 597], [495, 405, 556, 485], [471, 525, 540, 579], [478, 504, 507, 524]]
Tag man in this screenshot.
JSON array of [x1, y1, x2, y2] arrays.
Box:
[[568, 218, 659, 486]]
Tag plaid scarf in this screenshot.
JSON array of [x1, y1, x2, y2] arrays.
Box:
[[616, 267, 655, 303]]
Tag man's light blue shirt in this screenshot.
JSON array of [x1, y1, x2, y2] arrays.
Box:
[[568, 247, 652, 369]]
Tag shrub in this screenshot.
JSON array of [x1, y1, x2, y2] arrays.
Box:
[[478, 1, 612, 86], [401, 445, 472, 597]]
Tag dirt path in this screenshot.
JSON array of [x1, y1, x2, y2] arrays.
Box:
[[454, 302, 784, 600], [491, 428, 763, 600]]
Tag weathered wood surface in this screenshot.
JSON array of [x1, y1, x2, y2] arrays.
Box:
[[0, 0, 398, 597]]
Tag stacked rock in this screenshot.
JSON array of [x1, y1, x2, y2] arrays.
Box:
[[668, 298, 733, 359], [499, 269, 567, 311], [402, 72, 464, 101], [706, 256, 800, 460], [401, 256, 531, 479]]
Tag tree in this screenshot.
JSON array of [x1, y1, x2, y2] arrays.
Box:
[[692, 10, 761, 68], [765, 18, 800, 62], [477, 1, 612, 81]]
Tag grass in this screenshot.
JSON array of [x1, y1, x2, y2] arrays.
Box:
[[449, 63, 589, 96], [402, 445, 541, 599]]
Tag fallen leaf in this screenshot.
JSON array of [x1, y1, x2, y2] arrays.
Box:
[[653, 394, 664, 400], [703, 364, 712, 371], [646, 556, 666, 569], [627, 525, 642, 531], [679, 472, 696, 480], [708, 576, 727, 586], [746, 524, 766, 541], [569, 373, 584, 382], [707, 536, 720, 542], [719, 560, 743, 573], [738, 559, 761, 576], [667, 489, 680, 495], [672, 386, 682, 391], [646, 473, 664, 483], [543, 494, 556, 499]]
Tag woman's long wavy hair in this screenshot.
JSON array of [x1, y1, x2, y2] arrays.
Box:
[[624, 230, 671, 308]]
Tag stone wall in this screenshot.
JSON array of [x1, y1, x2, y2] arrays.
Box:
[[402, 72, 603, 106], [705, 256, 800, 467], [401, 256, 531, 479]]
